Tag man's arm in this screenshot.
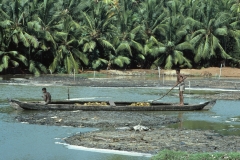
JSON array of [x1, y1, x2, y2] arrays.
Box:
[[180, 74, 187, 82], [42, 94, 47, 102]]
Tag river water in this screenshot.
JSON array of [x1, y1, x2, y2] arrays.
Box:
[[0, 79, 240, 159]]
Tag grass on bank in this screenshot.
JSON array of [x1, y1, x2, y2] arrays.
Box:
[[151, 150, 240, 160]]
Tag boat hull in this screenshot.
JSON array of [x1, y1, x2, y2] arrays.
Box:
[[9, 99, 216, 111]]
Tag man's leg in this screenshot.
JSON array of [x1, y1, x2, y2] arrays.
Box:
[[179, 91, 181, 105], [180, 91, 184, 105]]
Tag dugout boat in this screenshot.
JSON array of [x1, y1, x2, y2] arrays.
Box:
[[9, 99, 216, 111]]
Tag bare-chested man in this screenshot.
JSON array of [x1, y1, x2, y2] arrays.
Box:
[[176, 68, 187, 106], [42, 88, 51, 104]]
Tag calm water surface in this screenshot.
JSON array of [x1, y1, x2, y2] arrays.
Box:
[[0, 81, 240, 159]]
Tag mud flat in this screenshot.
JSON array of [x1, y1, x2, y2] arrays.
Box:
[[65, 128, 240, 154], [14, 109, 240, 155], [15, 110, 179, 128]]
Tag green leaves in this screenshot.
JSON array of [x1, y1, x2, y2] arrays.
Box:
[[1, 0, 240, 74], [92, 58, 108, 69], [0, 51, 28, 72], [113, 56, 130, 67], [0, 20, 12, 28]]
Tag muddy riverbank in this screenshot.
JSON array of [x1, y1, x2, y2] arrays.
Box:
[[15, 110, 178, 129], [14, 108, 240, 154], [65, 128, 240, 154]]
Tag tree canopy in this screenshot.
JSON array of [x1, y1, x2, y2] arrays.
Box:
[[0, 0, 240, 74]]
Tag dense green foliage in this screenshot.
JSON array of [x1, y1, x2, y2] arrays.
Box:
[[0, 0, 240, 74], [151, 150, 240, 160]]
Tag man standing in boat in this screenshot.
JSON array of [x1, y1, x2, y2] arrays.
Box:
[[42, 88, 51, 104], [176, 68, 187, 106]]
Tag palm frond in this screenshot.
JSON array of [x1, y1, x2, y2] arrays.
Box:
[[72, 48, 89, 65], [151, 47, 166, 56], [165, 55, 173, 69], [173, 50, 184, 64], [12, 34, 19, 44], [129, 25, 141, 37], [2, 55, 10, 68], [214, 27, 228, 36], [19, 32, 30, 47], [97, 39, 115, 51], [24, 32, 39, 48], [176, 42, 193, 51], [0, 64, 4, 72], [194, 43, 204, 62], [116, 42, 132, 56], [137, 54, 145, 60], [27, 21, 42, 31], [16, 54, 28, 66], [150, 57, 161, 69], [6, 51, 18, 56], [83, 12, 94, 30], [149, 36, 160, 45], [83, 41, 96, 52], [190, 34, 204, 47], [53, 31, 68, 42], [29, 60, 40, 75], [130, 40, 143, 53], [92, 58, 108, 69], [218, 43, 232, 59], [0, 8, 10, 19], [0, 20, 12, 28], [191, 29, 206, 38], [52, 23, 64, 30], [69, 52, 79, 72], [182, 57, 192, 68], [184, 17, 202, 28], [113, 56, 131, 68], [36, 62, 48, 73], [63, 56, 70, 74], [49, 51, 62, 72], [212, 35, 220, 52]]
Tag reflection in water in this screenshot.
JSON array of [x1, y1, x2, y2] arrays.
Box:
[[170, 120, 240, 136], [178, 112, 183, 130]]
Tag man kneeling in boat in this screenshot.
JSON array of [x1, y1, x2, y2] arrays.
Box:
[[42, 88, 51, 104]]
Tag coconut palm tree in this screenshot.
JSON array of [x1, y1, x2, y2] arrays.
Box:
[[138, 0, 168, 68], [49, 15, 89, 73], [113, 6, 144, 68], [228, 0, 240, 18], [149, 0, 193, 69], [186, 7, 234, 66], [0, 0, 48, 74], [78, 1, 116, 70]]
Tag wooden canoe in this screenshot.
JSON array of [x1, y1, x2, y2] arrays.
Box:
[[9, 99, 216, 111]]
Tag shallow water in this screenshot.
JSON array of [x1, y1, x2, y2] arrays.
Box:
[[0, 104, 150, 160], [0, 81, 240, 159]]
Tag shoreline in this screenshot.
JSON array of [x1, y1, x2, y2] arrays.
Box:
[[57, 142, 152, 157]]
